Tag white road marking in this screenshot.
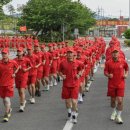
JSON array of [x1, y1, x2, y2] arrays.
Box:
[[63, 120, 74, 130]]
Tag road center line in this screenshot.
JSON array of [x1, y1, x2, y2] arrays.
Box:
[[63, 120, 74, 130]]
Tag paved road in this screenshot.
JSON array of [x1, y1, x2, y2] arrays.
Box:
[[0, 38, 130, 130]]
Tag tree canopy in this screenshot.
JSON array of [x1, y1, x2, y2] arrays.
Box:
[[0, 0, 11, 5], [19, 0, 96, 41], [0, 0, 12, 19]]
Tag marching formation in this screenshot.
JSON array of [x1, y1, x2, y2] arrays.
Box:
[[0, 36, 106, 123], [0, 36, 39, 49], [0, 35, 128, 126]]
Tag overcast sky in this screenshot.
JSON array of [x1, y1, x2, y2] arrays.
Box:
[[7, 0, 130, 18]]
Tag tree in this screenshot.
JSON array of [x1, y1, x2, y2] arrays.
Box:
[[0, 0, 12, 19], [6, 4, 15, 15], [124, 29, 130, 39], [18, 0, 96, 42], [17, 4, 25, 14], [0, 0, 11, 5]]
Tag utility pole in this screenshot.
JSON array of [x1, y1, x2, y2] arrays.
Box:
[[119, 10, 122, 17], [97, 7, 100, 36]]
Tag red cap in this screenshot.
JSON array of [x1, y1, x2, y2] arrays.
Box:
[[112, 47, 119, 52], [17, 47, 23, 52], [41, 45, 45, 48], [34, 43, 39, 47], [48, 44, 53, 47], [67, 48, 74, 53], [53, 43, 57, 46], [62, 42, 65, 45], [2, 48, 9, 54], [27, 45, 33, 50]]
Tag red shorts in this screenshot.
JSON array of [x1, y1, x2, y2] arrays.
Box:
[[15, 79, 28, 89], [37, 71, 43, 80], [50, 61, 58, 74], [43, 66, 50, 77], [62, 87, 79, 99], [0, 86, 14, 98], [50, 65, 57, 74], [27, 75, 37, 85], [107, 87, 125, 97]]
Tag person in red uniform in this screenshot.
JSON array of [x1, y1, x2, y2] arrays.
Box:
[[34, 43, 45, 97], [0, 48, 19, 122], [104, 47, 129, 124], [15, 47, 32, 112], [49, 43, 59, 86], [41, 45, 52, 91], [59, 48, 84, 124], [76, 49, 86, 103], [26, 46, 41, 104]]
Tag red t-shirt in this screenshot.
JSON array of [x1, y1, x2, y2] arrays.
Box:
[[25, 54, 40, 76], [15, 57, 32, 80], [104, 59, 129, 89], [34, 51, 45, 71], [59, 59, 83, 88], [0, 60, 18, 86]]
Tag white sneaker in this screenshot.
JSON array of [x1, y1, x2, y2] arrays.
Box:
[[60, 77, 63, 81], [47, 85, 50, 90], [110, 111, 117, 121], [85, 86, 90, 92], [78, 94, 83, 104], [29, 97, 32, 102], [43, 85, 50, 91], [90, 77, 94, 81], [50, 81, 53, 87], [94, 66, 97, 73], [115, 115, 123, 124], [87, 81, 91, 87], [30, 98, 35, 104], [54, 80, 57, 86], [75, 112, 79, 118], [19, 105, 24, 112], [72, 115, 77, 124]]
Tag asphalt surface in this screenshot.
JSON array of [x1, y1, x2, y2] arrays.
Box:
[[0, 37, 130, 130]]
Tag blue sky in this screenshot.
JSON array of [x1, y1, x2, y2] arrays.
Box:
[[5, 0, 130, 17]]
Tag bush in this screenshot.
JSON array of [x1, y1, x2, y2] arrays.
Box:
[[124, 39, 130, 46], [124, 29, 130, 39]]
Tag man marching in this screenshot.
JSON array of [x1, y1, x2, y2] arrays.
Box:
[[104, 47, 129, 124], [59, 48, 84, 124], [0, 48, 19, 122], [15, 47, 32, 112]]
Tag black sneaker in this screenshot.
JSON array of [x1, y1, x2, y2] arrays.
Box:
[[82, 93, 85, 97], [37, 91, 41, 97], [57, 76, 60, 82], [68, 113, 71, 120], [35, 90, 38, 96]]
